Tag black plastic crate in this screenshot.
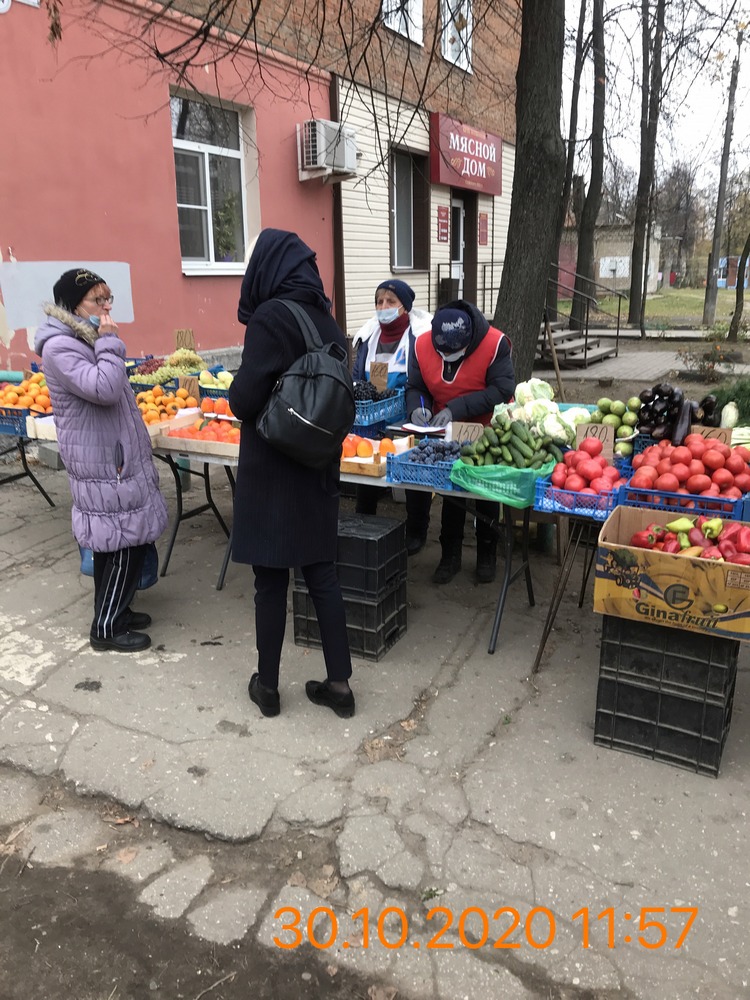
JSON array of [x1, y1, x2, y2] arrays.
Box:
[[599, 615, 739, 703], [293, 579, 407, 661], [295, 514, 406, 600]]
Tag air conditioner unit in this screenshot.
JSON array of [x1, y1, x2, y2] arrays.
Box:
[[298, 119, 357, 176]]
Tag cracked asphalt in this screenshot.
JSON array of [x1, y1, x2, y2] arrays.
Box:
[[1, 454, 748, 999]]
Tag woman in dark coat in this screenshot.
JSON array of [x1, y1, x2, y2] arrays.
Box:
[[229, 229, 354, 719]]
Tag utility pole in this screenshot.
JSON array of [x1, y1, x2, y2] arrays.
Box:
[[703, 28, 743, 328]]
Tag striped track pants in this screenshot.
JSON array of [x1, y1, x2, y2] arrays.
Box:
[[91, 545, 147, 639]]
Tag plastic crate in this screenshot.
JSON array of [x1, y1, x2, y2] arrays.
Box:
[[0, 405, 33, 436], [354, 388, 407, 427], [633, 433, 657, 455], [534, 477, 619, 521], [352, 420, 388, 440], [129, 379, 178, 395], [558, 403, 596, 414], [125, 355, 154, 369], [386, 448, 465, 492], [293, 578, 407, 661], [199, 385, 230, 399], [617, 479, 744, 519]]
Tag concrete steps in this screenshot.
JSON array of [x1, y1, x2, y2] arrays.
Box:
[[536, 323, 618, 368]]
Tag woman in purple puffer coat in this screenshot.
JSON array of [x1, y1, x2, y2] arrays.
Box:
[[34, 269, 168, 653]]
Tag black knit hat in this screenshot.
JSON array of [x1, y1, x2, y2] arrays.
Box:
[[375, 279, 415, 313], [53, 268, 107, 313]]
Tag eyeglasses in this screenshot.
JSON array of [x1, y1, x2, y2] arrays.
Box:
[[85, 295, 114, 307]]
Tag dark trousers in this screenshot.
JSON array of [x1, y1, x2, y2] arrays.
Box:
[[253, 562, 352, 690], [440, 497, 499, 546], [355, 485, 432, 534], [91, 545, 147, 639]]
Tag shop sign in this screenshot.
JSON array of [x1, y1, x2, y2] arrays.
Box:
[[429, 113, 502, 197], [437, 206, 450, 243], [478, 213, 488, 246]]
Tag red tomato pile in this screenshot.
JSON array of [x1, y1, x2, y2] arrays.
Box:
[[548, 437, 629, 507], [624, 433, 750, 510]]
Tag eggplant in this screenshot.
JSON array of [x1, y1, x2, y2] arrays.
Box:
[[668, 403, 682, 420], [638, 423, 654, 435], [690, 400, 704, 423], [651, 424, 670, 440], [672, 398, 693, 446], [671, 387, 684, 405], [639, 388, 655, 405], [654, 382, 675, 398], [704, 410, 722, 427], [651, 399, 669, 417], [700, 394, 718, 417]]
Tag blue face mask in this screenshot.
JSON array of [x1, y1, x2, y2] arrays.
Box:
[[88, 315, 101, 329], [377, 307, 401, 325]]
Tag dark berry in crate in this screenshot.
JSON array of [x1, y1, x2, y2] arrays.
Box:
[[407, 439, 461, 466]]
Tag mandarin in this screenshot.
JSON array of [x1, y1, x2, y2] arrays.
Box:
[[378, 438, 396, 454], [356, 439, 374, 458]]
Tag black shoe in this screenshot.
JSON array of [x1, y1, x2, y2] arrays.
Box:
[[405, 529, 427, 556], [305, 679, 355, 718], [432, 543, 462, 585], [249, 673, 280, 717], [476, 546, 497, 584], [90, 631, 151, 652], [125, 610, 152, 630]]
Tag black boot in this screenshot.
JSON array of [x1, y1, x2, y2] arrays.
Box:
[[432, 539, 463, 584], [476, 539, 497, 584], [405, 521, 428, 556]]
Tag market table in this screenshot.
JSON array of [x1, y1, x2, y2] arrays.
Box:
[[0, 434, 55, 507]]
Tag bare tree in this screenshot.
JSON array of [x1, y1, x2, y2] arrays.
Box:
[[493, 0, 566, 379]]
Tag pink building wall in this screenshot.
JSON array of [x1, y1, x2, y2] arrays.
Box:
[[0, 1, 335, 369]]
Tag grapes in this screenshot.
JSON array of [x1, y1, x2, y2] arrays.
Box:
[[353, 381, 398, 403], [133, 357, 165, 375]]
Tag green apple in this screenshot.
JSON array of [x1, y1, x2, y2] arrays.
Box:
[[621, 410, 639, 427], [589, 410, 604, 424], [602, 413, 622, 428], [626, 396, 642, 412], [597, 397, 612, 414], [614, 441, 634, 457], [616, 424, 633, 438], [610, 400, 627, 417]]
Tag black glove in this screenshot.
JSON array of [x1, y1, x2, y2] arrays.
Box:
[[429, 407, 453, 428], [410, 406, 432, 425]]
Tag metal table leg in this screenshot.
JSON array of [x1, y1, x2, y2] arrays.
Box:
[[0, 437, 55, 507], [487, 505, 535, 654]]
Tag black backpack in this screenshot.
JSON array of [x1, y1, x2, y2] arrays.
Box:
[[256, 299, 355, 470]]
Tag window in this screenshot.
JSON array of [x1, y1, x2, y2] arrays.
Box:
[[171, 95, 246, 267], [441, 0, 473, 72], [391, 150, 429, 271], [381, 0, 423, 45]]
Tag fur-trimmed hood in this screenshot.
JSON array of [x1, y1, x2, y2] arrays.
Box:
[[35, 303, 100, 354]]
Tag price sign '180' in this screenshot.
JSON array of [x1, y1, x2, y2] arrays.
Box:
[[576, 422, 615, 462]]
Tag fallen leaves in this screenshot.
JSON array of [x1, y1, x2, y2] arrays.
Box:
[[368, 986, 398, 1000]]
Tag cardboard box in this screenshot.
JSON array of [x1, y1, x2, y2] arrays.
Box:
[[593, 505, 750, 642], [154, 411, 239, 460], [26, 415, 57, 441]]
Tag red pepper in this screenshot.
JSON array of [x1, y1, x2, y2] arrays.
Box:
[[630, 529, 658, 549], [696, 515, 711, 529], [662, 538, 682, 554], [699, 545, 725, 560], [653, 541, 665, 550], [736, 526, 750, 554], [646, 522, 667, 539], [720, 522, 742, 543], [718, 539, 738, 559], [662, 532, 678, 543], [727, 552, 750, 565], [687, 527, 711, 549]]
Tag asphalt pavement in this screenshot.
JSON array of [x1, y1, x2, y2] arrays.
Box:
[[1, 438, 749, 999]]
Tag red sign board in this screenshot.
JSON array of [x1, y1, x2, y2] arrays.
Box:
[[478, 212, 488, 246], [429, 112, 502, 197], [437, 205, 450, 242]]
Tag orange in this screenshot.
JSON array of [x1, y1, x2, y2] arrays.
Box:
[[356, 439, 374, 458], [30, 403, 46, 414], [36, 394, 51, 410], [379, 437, 396, 455], [30, 372, 44, 384], [5, 391, 19, 405], [17, 394, 33, 407]]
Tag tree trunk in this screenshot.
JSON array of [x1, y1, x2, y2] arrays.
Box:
[[727, 228, 750, 343], [703, 30, 743, 328], [548, 0, 588, 324], [493, 0, 566, 382], [628, 0, 665, 325], [571, 0, 604, 333]]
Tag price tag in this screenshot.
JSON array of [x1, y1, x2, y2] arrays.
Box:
[[369, 362, 389, 393], [174, 328, 195, 351], [689, 424, 731, 445], [448, 421, 485, 444], [178, 375, 200, 402], [576, 422, 615, 462], [23, 368, 34, 381]]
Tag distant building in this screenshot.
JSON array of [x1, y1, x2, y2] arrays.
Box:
[[557, 224, 661, 297], [717, 256, 750, 290]]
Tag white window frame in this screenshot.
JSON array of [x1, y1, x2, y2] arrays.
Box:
[[171, 95, 248, 276], [441, 0, 473, 73], [381, 0, 423, 46]]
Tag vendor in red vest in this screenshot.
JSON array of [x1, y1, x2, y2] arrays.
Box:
[[406, 301, 515, 585]]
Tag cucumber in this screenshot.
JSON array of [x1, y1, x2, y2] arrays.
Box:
[[510, 435, 534, 460], [499, 429, 513, 444], [460, 455, 475, 465], [484, 426, 499, 447], [489, 445, 502, 457], [508, 445, 527, 468], [548, 443, 564, 463], [530, 457, 545, 469], [500, 444, 513, 464], [460, 443, 476, 457], [510, 421, 532, 446], [475, 439, 487, 455], [483, 451, 495, 466]]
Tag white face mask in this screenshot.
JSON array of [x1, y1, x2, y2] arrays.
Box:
[[377, 307, 401, 325], [439, 347, 467, 362]]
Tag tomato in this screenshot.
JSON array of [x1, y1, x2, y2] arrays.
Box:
[[579, 487, 597, 495], [632, 454, 644, 469], [684, 433, 708, 446], [733, 472, 750, 493], [577, 459, 603, 482], [631, 472, 656, 490], [551, 469, 567, 487], [656, 458, 674, 476], [642, 446, 662, 464], [670, 463, 690, 484], [722, 486, 743, 499], [658, 439, 672, 451], [563, 450, 578, 468], [595, 455, 608, 468], [724, 453, 746, 476], [654, 473, 680, 493], [553, 462, 567, 476], [686, 474, 712, 494], [565, 474, 586, 492], [579, 436, 603, 457], [702, 449, 726, 470], [733, 445, 750, 463], [601, 465, 621, 481], [639, 464, 659, 483], [711, 467, 734, 489], [670, 446, 692, 465], [713, 442, 731, 458], [687, 459, 706, 477], [700, 485, 720, 496], [687, 440, 706, 459], [590, 476, 613, 493]]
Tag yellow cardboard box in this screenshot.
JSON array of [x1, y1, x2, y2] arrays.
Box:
[[593, 505, 750, 642]]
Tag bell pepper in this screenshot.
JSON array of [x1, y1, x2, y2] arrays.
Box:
[[687, 526, 711, 549], [680, 545, 707, 558], [653, 541, 665, 550], [699, 545, 724, 560], [630, 529, 658, 549], [719, 522, 742, 543], [646, 522, 668, 539], [727, 552, 750, 565], [736, 526, 750, 554], [696, 515, 711, 529], [677, 531, 692, 549], [662, 531, 679, 543], [701, 517, 724, 540], [665, 516, 696, 534], [718, 539, 738, 559], [662, 538, 682, 554]]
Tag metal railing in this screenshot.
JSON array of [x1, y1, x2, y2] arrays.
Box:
[[544, 265, 625, 366]]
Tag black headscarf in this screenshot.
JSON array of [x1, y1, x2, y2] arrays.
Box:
[[237, 229, 330, 324]]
